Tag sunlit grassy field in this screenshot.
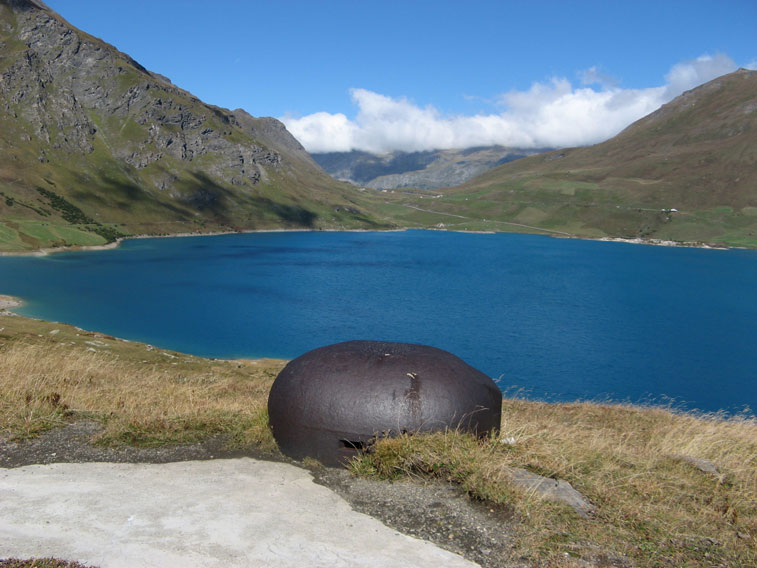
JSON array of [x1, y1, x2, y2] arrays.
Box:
[[0, 312, 284, 449]]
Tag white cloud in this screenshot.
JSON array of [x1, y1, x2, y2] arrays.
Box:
[[580, 66, 618, 88], [663, 53, 739, 98], [282, 54, 743, 153], [282, 111, 359, 152]]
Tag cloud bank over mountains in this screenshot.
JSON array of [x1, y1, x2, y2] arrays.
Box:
[[282, 54, 753, 154]]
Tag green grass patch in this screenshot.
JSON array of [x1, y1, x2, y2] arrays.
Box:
[[0, 219, 123, 252], [118, 118, 149, 143], [0, 222, 26, 250], [17, 221, 110, 248], [713, 233, 757, 249], [530, 178, 601, 195], [52, 224, 108, 245]]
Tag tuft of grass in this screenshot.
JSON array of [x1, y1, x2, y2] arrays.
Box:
[[351, 400, 757, 567]]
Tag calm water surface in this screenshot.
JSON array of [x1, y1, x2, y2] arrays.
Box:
[[1, 230, 756, 414]]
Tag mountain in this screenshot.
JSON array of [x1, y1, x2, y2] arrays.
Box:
[[0, 0, 381, 252], [312, 146, 547, 190], [2, 1, 753, 252], [383, 69, 757, 247]]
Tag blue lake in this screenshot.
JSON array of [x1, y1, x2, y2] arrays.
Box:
[[1, 230, 756, 414]]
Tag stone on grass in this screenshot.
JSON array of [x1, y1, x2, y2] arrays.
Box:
[[507, 468, 596, 518], [671, 454, 728, 483]]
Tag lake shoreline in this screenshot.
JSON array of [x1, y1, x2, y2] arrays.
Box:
[[0, 228, 324, 257], [0, 226, 740, 257], [0, 294, 23, 310], [0, 227, 419, 257], [0, 293, 753, 418], [592, 236, 731, 250]]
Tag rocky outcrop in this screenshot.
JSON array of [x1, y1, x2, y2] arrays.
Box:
[[312, 146, 548, 190], [0, 2, 282, 187], [231, 109, 317, 168]]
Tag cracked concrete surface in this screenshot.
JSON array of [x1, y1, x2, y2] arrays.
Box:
[[0, 458, 480, 568]]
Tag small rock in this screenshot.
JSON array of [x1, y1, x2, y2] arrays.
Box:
[[508, 467, 596, 517], [671, 454, 723, 478]]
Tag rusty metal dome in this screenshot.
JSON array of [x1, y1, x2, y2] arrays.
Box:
[[268, 340, 502, 467]]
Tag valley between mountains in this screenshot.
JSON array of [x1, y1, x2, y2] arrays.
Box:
[[1, 0, 756, 252]]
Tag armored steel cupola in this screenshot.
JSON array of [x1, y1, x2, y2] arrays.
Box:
[[268, 340, 502, 467]]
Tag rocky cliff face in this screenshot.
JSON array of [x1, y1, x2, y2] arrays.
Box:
[[312, 146, 547, 190], [2, 0, 277, 182], [0, 0, 373, 249]]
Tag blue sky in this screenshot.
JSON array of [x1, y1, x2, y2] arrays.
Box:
[[46, 0, 756, 152]]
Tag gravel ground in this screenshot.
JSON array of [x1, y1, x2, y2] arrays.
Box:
[[312, 467, 526, 568], [0, 421, 280, 468]]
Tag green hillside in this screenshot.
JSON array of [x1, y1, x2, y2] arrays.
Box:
[[375, 69, 757, 248], [0, 0, 385, 252]]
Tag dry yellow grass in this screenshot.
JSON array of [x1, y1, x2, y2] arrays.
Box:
[[0, 338, 283, 450], [352, 401, 757, 566]]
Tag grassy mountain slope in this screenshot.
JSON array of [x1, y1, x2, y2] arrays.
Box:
[[0, 0, 384, 252], [374, 69, 757, 247]]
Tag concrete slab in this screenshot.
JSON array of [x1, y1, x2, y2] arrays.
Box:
[[0, 458, 479, 568]]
